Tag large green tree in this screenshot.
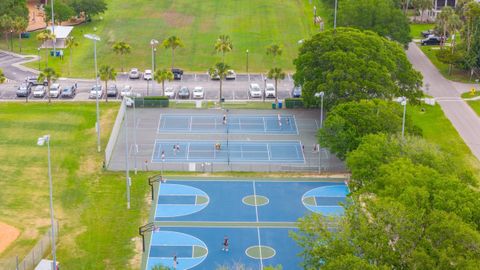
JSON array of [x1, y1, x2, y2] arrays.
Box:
[[12, 16, 27, 53], [318, 99, 420, 160], [46, 1, 75, 25], [0, 0, 28, 20], [293, 28, 422, 110], [68, 0, 107, 20], [338, 0, 411, 45]]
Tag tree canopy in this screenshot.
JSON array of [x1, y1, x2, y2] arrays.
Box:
[[0, 0, 28, 21], [68, 0, 107, 19], [318, 99, 421, 160], [338, 0, 411, 45], [293, 28, 422, 110]]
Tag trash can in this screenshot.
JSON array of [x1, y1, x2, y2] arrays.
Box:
[[272, 103, 276, 109], [20, 32, 30, 39], [220, 97, 225, 103], [278, 100, 283, 109]]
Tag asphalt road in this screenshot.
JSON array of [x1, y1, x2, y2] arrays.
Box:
[[407, 43, 480, 161], [0, 50, 296, 101]]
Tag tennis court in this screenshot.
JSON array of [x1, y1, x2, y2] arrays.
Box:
[[151, 140, 305, 164], [144, 179, 348, 270], [158, 114, 298, 134]]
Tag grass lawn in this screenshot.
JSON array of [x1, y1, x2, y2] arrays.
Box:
[[419, 45, 473, 83], [409, 23, 434, 39], [467, 100, 480, 117], [0, 102, 150, 269], [409, 103, 480, 179], [461, 90, 480, 99], [0, 0, 328, 78]]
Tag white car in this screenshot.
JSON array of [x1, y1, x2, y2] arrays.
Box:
[[226, 69, 236, 80], [164, 87, 175, 99], [192, 86, 205, 99], [265, 83, 276, 98], [89, 85, 103, 99], [143, 69, 152, 80], [129, 68, 140, 79], [49, 83, 61, 98], [248, 83, 262, 98], [33, 85, 46, 98], [120, 85, 132, 97]]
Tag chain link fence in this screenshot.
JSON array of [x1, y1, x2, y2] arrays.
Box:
[[0, 222, 58, 270]]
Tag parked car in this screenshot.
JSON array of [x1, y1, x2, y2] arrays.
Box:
[[89, 85, 103, 99], [421, 29, 436, 38], [264, 83, 276, 98], [16, 83, 31, 97], [107, 84, 118, 97], [172, 68, 183, 80], [129, 68, 141, 79], [33, 85, 46, 98], [60, 85, 76, 98], [192, 86, 205, 99], [421, 36, 442, 46], [120, 85, 132, 98], [291, 86, 302, 98], [143, 69, 152, 80], [226, 69, 236, 80], [164, 87, 175, 99], [26, 76, 47, 86], [49, 83, 61, 98], [248, 83, 262, 98], [178, 86, 190, 99]]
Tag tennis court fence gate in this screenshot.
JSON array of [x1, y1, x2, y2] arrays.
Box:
[[0, 221, 59, 270]]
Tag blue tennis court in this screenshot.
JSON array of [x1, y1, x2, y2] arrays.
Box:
[[151, 140, 305, 164], [145, 179, 348, 270], [158, 114, 298, 134]]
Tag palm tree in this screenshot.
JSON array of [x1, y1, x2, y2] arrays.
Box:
[[0, 68, 6, 84], [36, 30, 55, 68], [267, 67, 286, 98], [38, 67, 59, 104], [266, 44, 283, 65], [12, 17, 27, 53], [0, 15, 13, 50], [436, 6, 455, 47], [99, 65, 116, 102], [162, 36, 184, 70], [208, 62, 230, 102], [154, 69, 174, 96], [65, 36, 78, 76], [112, 41, 131, 72], [214, 35, 233, 63]]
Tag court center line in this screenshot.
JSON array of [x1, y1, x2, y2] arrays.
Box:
[[267, 143, 272, 161], [262, 116, 267, 133], [252, 181, 264, 270], [189, 116, 193, 132], [187, 142, 191, 162]]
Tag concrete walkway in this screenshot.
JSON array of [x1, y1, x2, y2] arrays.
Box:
[[407, 42, 480, 161]]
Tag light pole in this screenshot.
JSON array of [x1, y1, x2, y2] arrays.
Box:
[[400, 96, 407, 139], [10, 30, 13, 51], [246, 49, 249, 74], [263, 76, 267, 103], [51, 0, 56, 56], [37, 135, 56, 270], [84, 34, 101, 153], [37, 47, 41, 70], [315, 92, 325, 173], [150, 39, 159, 95], [334, 0, 338, 30], [124, 99, 131, 209]]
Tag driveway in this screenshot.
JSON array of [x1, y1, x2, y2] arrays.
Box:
[[407, 42, 480, 161]]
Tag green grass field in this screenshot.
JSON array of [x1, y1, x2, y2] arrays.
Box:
[[0, 0, 328, 78]]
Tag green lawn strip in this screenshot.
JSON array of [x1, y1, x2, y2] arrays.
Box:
[[409, 23, 435, 39], [410, 103, 480, 179], [467, 100, 480, 117], [418, 45, 472, 82], [0, 102, 150, 269], [461, 91, 480, 99], [2, 0, 326, 78]]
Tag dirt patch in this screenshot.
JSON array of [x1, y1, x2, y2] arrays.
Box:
[[0, 222, 20, 255], [128, 237, 143, 268], [160, 11, 194, 28]]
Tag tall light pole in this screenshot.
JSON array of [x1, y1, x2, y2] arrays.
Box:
[[37, 135, 56, 270], [334, 0, 338, 30], [84, 34, 101, 152], [150, 39, 159, 95], [124, 99, 131, 209], [246, 49, 249, 74], [50, 0, 56, 56], [315, 92, 325, 173], [37, 47, 41, 70], [400, 97, 407, 139]]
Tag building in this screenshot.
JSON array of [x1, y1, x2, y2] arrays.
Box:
[[41, 26, 73, 49]]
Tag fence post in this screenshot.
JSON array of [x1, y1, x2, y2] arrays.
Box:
[[32, 249, 34, 267], [16, 256, 18, 270]]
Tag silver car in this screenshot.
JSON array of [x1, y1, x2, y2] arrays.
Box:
[[248, 83, 262, 98], [33, 85, 46, 98], [164, 87, 175, 99], [89, 85, 103, 99], [49, 83, 61, 98], [129, 68, 141, 79]]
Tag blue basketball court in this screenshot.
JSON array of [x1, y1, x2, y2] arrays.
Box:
[[145, 179, 348, 270], [158, 114, 298, 134], [151, 140, 305, 164]]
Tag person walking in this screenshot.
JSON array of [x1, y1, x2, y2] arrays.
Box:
[[223, 114, 227, 125], [144, 159, 149, 171], [173, 254, 178, 269], [222, 236, 229, 252]]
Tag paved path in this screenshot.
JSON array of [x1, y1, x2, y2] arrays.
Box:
[[407, 43, 480, 161]]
